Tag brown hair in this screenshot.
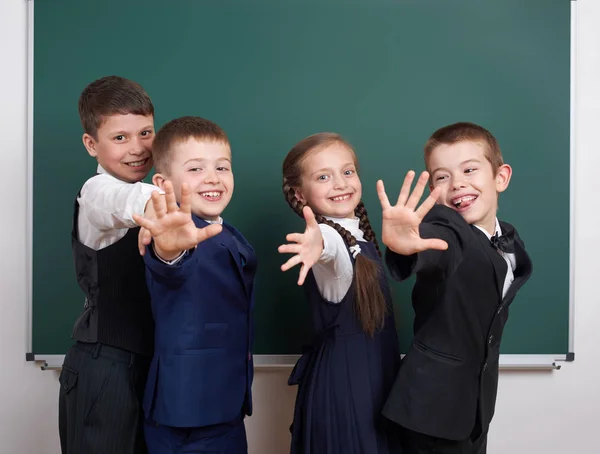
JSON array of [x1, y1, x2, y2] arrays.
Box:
[[282, 132, 386, 336], [152, 116, 230, 174], [424, 122, 504, 175], [78, 75, 154, 139]]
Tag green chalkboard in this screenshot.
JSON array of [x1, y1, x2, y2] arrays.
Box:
[[31, 0, 571, 358]]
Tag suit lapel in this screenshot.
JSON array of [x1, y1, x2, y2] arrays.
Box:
[[499, 222, 533, 304], [219, 222, 251, 297], [193, 216, 247, 295], [472, 226, 507, 298]]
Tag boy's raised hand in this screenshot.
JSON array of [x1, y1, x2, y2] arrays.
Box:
[[138, 196, 159, 255], [138, 226, 152, 256], [377, 171, 448, 255], [278, 206, 323, 286], [133, 181, 222, 261]]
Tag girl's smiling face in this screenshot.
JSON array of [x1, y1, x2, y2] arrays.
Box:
[[295, 142, 362, 219]]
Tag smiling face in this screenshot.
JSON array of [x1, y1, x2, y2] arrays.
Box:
[[428, 140, 512, 235], [294, 141, 362, 219], [82, 113, 154, 182], [154, 138, 234, 221]]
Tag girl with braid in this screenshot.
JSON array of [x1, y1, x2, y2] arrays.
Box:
[[279, 132, 402, 454]]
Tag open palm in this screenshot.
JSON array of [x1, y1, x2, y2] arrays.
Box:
[[377, 171, 448, 255], [133, 181, 222, 260], [278, 206, 323, 285]]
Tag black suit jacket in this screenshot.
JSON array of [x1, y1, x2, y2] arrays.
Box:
[[382, 205, 532, 441]]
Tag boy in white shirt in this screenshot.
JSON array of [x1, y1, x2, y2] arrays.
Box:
[[58, 76, 178, 454]]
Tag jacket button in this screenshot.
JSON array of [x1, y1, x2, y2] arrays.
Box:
[[483, 362, 488, 371], [488, 335, 494, 345]]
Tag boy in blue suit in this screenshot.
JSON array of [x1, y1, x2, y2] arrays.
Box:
[[133, 116, 257, 454]]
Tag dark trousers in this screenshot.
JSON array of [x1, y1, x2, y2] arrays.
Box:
[[398, 426, 487, 454], [144, 417, 247, 454], [58, 341, 151, 454]]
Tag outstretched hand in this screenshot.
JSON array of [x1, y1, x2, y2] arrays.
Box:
[[138, 198, 158, 256], [377, 171, 448, 255], [133, 181, 222, 261], [278, 206, 323, 285], [138, 226, 152, 256]]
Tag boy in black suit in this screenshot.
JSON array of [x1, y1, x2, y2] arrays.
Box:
[[377, 122, 533, 454]]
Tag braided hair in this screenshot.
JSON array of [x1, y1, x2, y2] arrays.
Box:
[[282, 133, 386, 336]]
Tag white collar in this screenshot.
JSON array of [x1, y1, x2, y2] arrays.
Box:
[[96, 164, 139, 184], [204, 217, 223, 225], [97, 164, 110, 176], [473, 218, 502, 240], [323, 215, 360, 230]]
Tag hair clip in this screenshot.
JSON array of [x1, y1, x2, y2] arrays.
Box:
[[349, 244, 361, 259]]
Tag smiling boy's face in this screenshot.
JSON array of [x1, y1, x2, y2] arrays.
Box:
[[83, 113, 155, 182], [427, 140, 512, 235], [154, 138, 234, 221]]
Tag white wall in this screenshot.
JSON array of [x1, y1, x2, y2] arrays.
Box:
[[1, 1, 598, 453]]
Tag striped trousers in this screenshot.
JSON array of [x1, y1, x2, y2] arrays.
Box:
[[58, 342, 150, 454]]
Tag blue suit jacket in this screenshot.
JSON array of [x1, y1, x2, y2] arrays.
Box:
[[142, 215, 257, 428]]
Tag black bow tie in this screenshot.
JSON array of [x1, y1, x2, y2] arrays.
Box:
[[490, 229, 515, 254]]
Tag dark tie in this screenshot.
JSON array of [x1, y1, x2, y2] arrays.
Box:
[[490, 229, 515, 254]]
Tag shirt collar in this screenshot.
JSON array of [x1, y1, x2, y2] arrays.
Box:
[[97, 164, 109, 175], [473, 218, 502, 240], [96, 164, 142, 183], [204, 217, 223, 225], [324, 215, 360, 230]]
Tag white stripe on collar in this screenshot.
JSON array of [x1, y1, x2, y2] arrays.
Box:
[[473, 218, 502, 240]]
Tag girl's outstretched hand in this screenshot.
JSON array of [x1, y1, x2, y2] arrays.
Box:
[[278, 206, 324, 285]]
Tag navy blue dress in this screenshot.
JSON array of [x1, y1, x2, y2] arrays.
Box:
[[288, 241, 401, 454]]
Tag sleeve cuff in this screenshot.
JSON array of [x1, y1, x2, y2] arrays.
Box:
[[385, 247, 417, 281], [132, 183, 163, 218], [151, 244, 187, 265]]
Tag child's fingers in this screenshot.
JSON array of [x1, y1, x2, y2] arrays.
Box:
[[285, 233, 303, 243], [376, 180, 392, 210], [303, 206, 318, 228], [195, 223, 222, 244], [133, 213, 148, 229], [406, 171, 429, 210], [133, 214, 157, 234], [179, 182, 192, 214], [152, 190, 167, 218], [396, 171, 416, 207], [281, 255, 302, 272], [415, 185, 440, 219], [164, 181, 179, 213], [136, 223, 146, 255], [142, 228, 152, 245], [297, 264, 309, 286], [137, 226, 152, 255], [278, 243, 302, 255]]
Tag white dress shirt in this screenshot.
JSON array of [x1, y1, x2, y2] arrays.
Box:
[[313, 216, 365, 303], [473, 218, 516, 299], [77, 164, 159, 250]]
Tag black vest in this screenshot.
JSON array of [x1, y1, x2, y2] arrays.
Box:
[[70, 191, 154, 356]]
